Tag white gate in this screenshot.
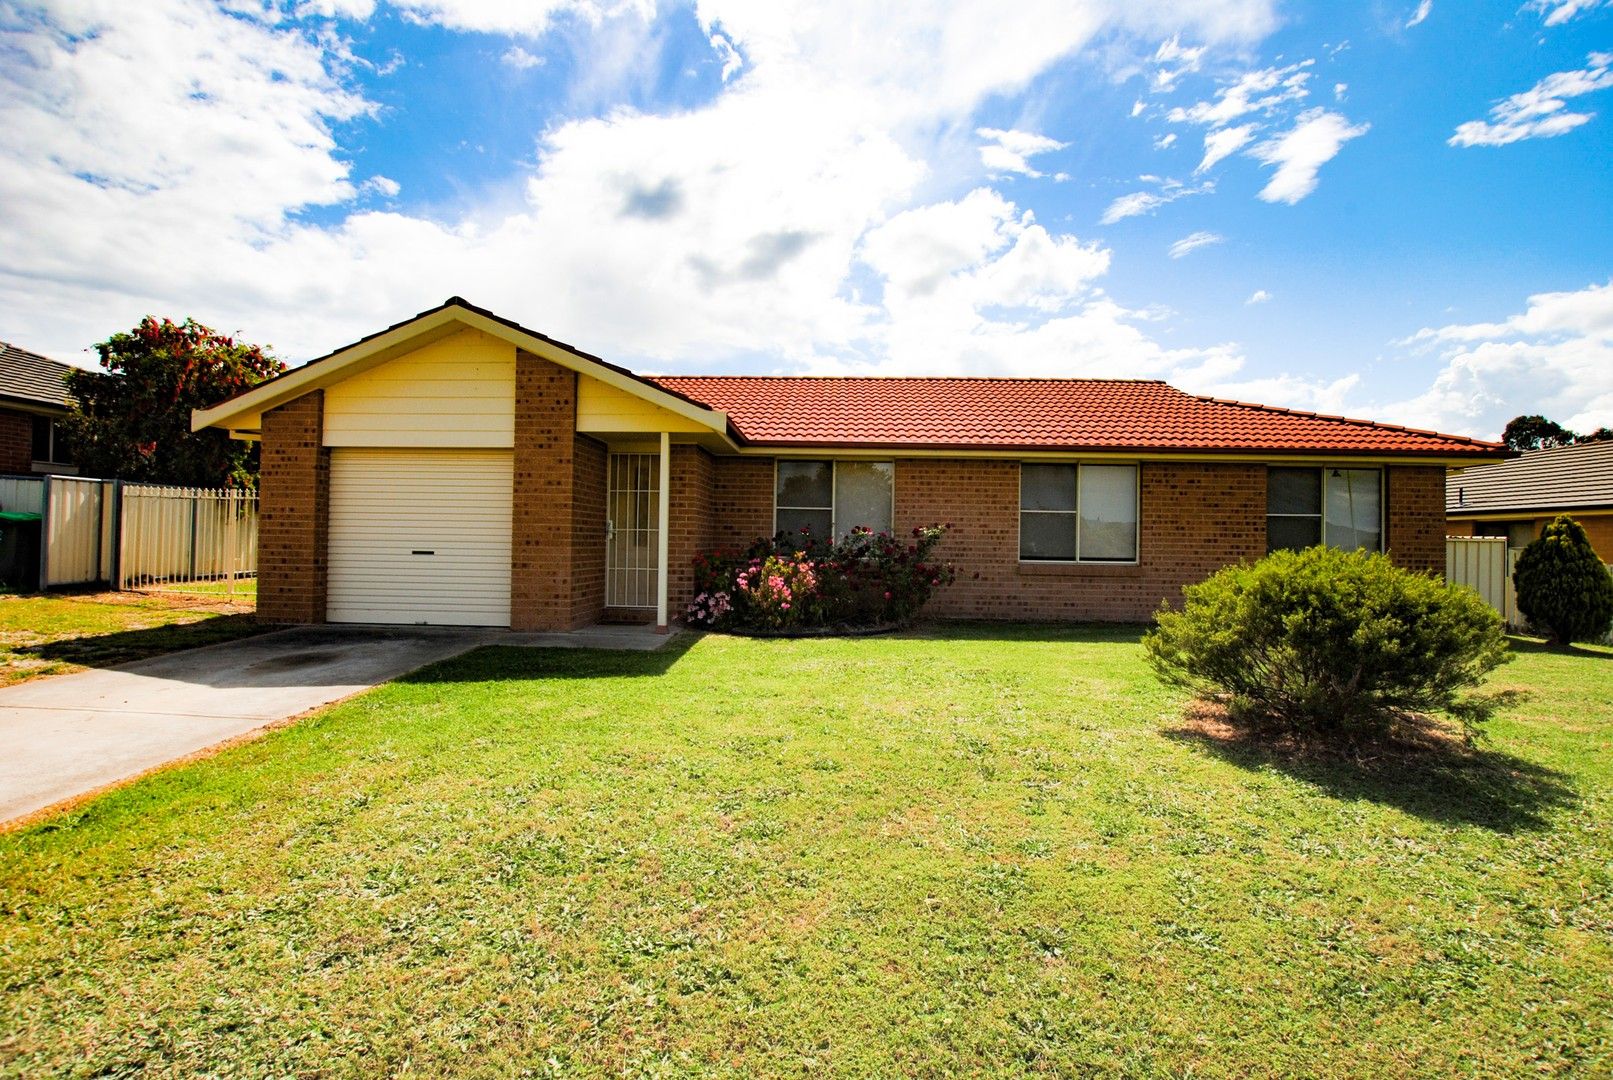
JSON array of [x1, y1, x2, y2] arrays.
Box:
[[1446, 535, 1517, 627], [117, 485, 258, 597], [606, 453, 659, 609]]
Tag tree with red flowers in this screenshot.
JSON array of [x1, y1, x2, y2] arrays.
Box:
[[62, 317, 284, 489]]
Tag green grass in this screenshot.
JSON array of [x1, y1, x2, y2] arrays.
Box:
[[153, 577, 258, 601], [0, 591, 263, 686], [1, 626, 1609, 1077]]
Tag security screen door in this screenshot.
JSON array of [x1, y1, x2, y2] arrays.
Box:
[[606, 453, 659, 608]]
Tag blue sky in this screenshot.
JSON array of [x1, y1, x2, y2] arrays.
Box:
[[0, 0, 1609, 438]]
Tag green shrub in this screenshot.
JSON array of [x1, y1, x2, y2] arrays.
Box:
[[1512, 514, 1613, 645], [1144, 547, 1507, 737]]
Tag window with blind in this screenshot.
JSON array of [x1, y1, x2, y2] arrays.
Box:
[[1266, 467, 1383, 554], [774, 460, 894, 540], [1018, 463, 1139, 562]]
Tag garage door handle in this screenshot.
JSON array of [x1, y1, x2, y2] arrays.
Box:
[[411, 550, 435, 555]]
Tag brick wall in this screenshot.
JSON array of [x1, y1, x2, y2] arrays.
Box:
[[651, 454, 1460, 625], [667, 445, 715, 619], [0, 410, 33, 474], [1385, 465, 1447, 574], [512, 350, 583, 632], [570, 434, 607, 627], [257, 391, 329, 624], [891, 459, 1268, 622], [710, 456, 773, 548]]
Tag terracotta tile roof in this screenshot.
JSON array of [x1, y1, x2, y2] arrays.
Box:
[[1447, 439, 1613, 514], [647, 376, 1504, 457]]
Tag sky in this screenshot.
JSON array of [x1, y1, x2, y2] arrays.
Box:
[[0, 0, 1610, 440]]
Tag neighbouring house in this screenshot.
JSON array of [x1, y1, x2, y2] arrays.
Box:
[[192, 298, 1507, 630], [1447, 439, 1613, 558], [0, 340, 77, 475]]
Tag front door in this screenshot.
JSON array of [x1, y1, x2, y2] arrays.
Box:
[[605, 453, 659, 610]]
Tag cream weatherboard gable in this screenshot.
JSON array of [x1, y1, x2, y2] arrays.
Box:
[[323, 328, 516, 449]]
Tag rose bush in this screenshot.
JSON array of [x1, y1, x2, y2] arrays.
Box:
[[686, 524, 956, 632]]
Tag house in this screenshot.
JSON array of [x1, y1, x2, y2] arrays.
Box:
[[192, 298, 1506, 630], [0, 341, 77, 474], [1447, 440, 1613, 558]]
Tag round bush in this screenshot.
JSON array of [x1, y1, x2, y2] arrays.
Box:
[[1513, 514, 1613, 645], [1143, 547, 1507, 736]]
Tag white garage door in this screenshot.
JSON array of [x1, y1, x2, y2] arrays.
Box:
[[327, 448, 513, 626]]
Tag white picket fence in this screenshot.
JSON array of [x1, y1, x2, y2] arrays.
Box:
[[118, 485, 257, 594], [1445, 536, 1517, 627], [0, 474, 256, 594]]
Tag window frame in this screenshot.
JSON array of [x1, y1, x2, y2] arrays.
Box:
[[1016, 462, 1141, 566], [771, 458, 895, 541], [30, 416, 72, 468], [1265, 466, 1386, 554]]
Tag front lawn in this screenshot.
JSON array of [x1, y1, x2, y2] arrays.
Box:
[[0, 590, 262, 686], [1, 627, 1608, 1076]]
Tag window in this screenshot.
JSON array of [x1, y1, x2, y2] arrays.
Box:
[[774, 460, 894, 540], [1266, 467, 1382, 554], [31, 417, 72, 466], [1018, 463, 1139, 562]]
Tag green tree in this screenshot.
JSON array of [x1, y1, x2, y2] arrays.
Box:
[[1513, 514, 1613, 645], [62, 317, 284, 489], [1502, 414, 1578, 451]]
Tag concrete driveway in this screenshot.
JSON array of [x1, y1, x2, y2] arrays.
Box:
[[0, 626, 491, 825]]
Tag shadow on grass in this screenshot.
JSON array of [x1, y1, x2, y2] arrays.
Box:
[[396, 633, 699, 683], [1164, 706, 1579, 833], [13, 613, 266, 671], [1504, 635, 1613, 660]]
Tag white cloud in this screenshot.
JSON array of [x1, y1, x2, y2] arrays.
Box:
[[501, 45, 546, 70], [1405, 0, 1432, 28], [1249, 108, 1369, 204], [1383, 280, 1613, 437], [1525, 0, 1610, 26], [1152, 34, 1207, 91], [1153, 132, 1178, 149], [1333, 82, 1347, 100], [1166, 60, 1313, 128], [1196, 123, 1254, 172], [0, 0, 1286, 388], [1100, 178, 1213, 223], [363, 175, 401, 197], [1168, 230, 1223, 258], [976, 127, 1068, 177], [1245, 289, 1271, 304], [1449, 53, 1613, 147], [387, 0, 656, 35]]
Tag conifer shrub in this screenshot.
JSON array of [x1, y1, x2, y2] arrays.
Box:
[[1513, 514, 1613, 645], [1144, 546, 1507, 736]]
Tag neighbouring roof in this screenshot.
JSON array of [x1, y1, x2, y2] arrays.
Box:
[[650, 376, 1505, 458], [1447, 439, 1613, 515], [0, 340, 75, 411]]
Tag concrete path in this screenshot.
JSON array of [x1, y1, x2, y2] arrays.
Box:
[[0, 623, 679, 826]]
